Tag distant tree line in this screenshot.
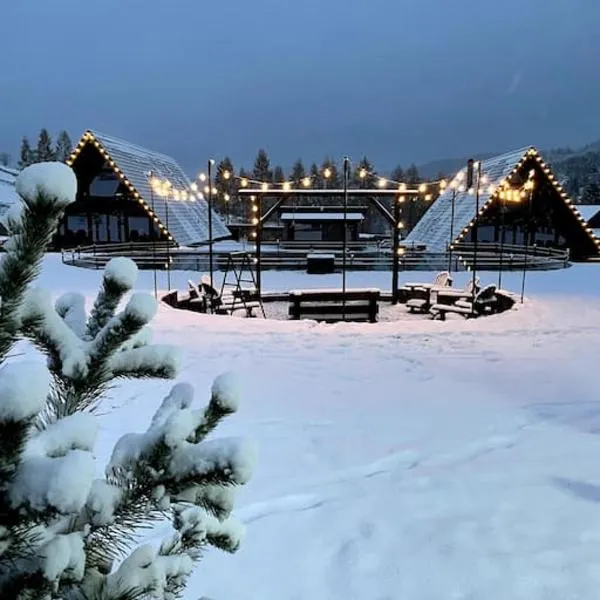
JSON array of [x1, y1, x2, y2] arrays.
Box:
[[548, 148, 600, 204], [16, 129, 73, 169]]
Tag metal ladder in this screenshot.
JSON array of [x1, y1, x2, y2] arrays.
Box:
[[219, 252, 266, 318]]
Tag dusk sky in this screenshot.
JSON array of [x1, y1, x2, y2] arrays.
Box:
[[1, 0, 599, 174]]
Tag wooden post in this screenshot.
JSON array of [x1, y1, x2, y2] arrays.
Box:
[[342, 157, 349, 319], [256, 194, 263, 295], [391, 195, 401, 304]]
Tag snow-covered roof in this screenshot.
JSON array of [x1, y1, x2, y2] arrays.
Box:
[[72, 131, 230, 246], [574, 205, 600, 222], [404, 147, 531, 251], [0, 166, 21, 232], [0, 165, 19, 185], [280, 212, 363, 222]]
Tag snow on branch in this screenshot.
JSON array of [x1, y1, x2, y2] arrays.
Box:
[[20, 287, 88, 379], [108, 344, 180, 380], [0, 183, 254, 599], [0, 361, 49, 423], [0, 162, 76, 360], [86, 257, 139, 340], [15, 161, 77, 209], [55, 292, 87, 339]]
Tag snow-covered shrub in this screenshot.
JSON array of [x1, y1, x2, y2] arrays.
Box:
[[0, 163, 256, 599]]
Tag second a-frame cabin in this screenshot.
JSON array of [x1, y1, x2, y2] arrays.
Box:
[[405, 146, 600, 260], [60, 130, 230, 248]]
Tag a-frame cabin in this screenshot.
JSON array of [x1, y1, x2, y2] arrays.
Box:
[[60, 130, 230, 248], [405, 146, 600, 261]]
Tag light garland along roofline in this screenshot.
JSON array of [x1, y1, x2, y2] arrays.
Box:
[[448, 146, 600, 251], [66, 130, 175, 243]]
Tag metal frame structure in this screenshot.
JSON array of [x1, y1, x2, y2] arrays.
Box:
[[238, 186, 426, 302]]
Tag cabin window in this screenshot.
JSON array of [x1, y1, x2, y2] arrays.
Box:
[[89, 172, 120, 197]]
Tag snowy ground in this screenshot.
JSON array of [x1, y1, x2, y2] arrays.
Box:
[[26, 255, 600, 598]]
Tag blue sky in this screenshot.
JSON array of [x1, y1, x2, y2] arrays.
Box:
[[1, 0, 599, 173]]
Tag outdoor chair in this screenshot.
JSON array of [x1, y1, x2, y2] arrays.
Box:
[[403, 271, 454, 313], [429, 284, 498, 320], [406, 277, 480, 314]]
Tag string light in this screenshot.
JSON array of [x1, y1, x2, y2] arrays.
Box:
[[65, 130, 176, 243], [223, 170, 231, 180], [359, 168, 367, 179], [323, 167, 332, 179], [378, 178, 387, 188], [451, 146, 600, 251], [302, 176, 311, 187]]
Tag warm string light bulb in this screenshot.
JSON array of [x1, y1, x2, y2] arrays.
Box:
[[323, 167, 332, 179], [302, 177, 311, 187], [378, 178, 387, 188], [359, 168, 367, 179]]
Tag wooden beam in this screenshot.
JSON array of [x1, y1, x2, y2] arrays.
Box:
[[238, 188, 422, 198]]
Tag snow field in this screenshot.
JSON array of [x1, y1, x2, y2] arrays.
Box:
[[20, 255, 600, 599]]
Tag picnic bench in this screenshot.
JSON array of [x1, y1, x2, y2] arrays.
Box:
[[288, 288, 380, 323], [429, 284, 498, 320], [406, 278, 480, 314], [402, 272, 454, 312]]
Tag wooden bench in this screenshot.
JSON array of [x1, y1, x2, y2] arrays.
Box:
[[430, 285, 498, 321], [288, 288, 380, 323], [407, 278, 480, 314]]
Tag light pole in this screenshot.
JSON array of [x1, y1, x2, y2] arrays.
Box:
[[470, 160, 482, 303], [165, 187, 171, 290], [498, 192, 507, 289], [520, 170, 535, 303], [342, 157, 349, 318], [448, 185, 457, 273], [207, 158, 215, 289], [147, 170, 158, 300]]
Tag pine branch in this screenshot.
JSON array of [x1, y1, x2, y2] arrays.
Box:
[[0, 196, 66, 360], [191, 373, 240, 443], [0, 419, 31, 491], [85, 279, 130, 342], [87, 298, 155, 386], [85, 259, 138, 340], [108, 346, 180, 381]]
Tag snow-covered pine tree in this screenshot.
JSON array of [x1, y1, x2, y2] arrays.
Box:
[[0, 163, 256, 599], [55, 130, 73, 164], [18, 137, 34, 169], [36, 129, 55, 163], [272, 165, 285, 183], [252, 149, 272, 183], [290, 159, 306, 185]]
